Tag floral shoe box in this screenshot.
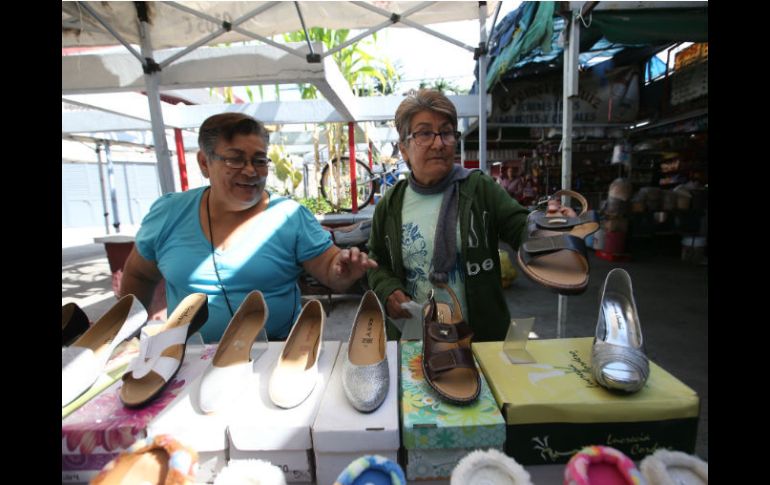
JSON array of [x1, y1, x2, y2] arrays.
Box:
[[312, 341, 399, 485], [400, 341, 505, 480], [227, 341, 340, 483], [61, 343, 212, 484], [473, 338, 700, 466]]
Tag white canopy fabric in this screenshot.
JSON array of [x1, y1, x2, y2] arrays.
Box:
[[62, 1, 500, 194], [63, 1, 498, 49]]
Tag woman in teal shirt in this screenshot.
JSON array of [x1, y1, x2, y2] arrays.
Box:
[[121, 113, 376, 342]]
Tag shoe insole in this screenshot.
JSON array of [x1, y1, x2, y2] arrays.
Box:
[[214, 307, 266, 367], [121, 293, 207, 407], [587, 462, 632, 484], [107, 448, 169, 484], [349, 308, 384, 366], [425, 301, 479, 402], [281, 309, 321, 372], [601, 292, 640, 348], [72, 296, 134, 359]]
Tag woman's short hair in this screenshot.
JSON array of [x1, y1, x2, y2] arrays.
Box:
[[395, 89, 458, 144], [198, 113, 269, 156]]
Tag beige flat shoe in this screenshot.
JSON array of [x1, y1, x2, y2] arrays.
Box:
[[268, 299, 325, 409]]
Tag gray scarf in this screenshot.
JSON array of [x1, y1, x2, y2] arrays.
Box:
[[408, 164, 474, 284]]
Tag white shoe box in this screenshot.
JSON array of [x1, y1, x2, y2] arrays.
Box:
[[227, 340, 340, 483], [147, 343, 264, 483], [312, 341, 399, 485]]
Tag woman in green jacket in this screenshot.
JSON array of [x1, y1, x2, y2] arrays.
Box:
[[366, 89, 574, 341]]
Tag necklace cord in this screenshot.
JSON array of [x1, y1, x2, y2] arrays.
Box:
[[206, 189, 235, 317]]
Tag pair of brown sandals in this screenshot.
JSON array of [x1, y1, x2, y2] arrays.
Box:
[[421, 283, 481, 405], [517, 190, 600, 295]]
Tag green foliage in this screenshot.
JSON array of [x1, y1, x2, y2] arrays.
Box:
[[418, 78, 468, 95], [282, 27, 400, 98], [268, 145, 303, 195], [297, 196, 335, 215]]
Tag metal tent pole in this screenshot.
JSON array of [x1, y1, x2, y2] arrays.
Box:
[[103, 142, 121, 233], [557, 8, 581, 338], [95, 142, 110, 235], [136, 2, 175, 195], [477, 2, 488, 173]]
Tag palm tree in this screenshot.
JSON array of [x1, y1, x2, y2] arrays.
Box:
[[283, 28, 400, 98]]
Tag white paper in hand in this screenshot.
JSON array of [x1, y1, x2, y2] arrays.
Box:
[[391, 300, 424, 340]]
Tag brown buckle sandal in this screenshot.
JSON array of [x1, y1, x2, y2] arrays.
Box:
[[421, 284, 480, 405], [516, 189, 600, 295]]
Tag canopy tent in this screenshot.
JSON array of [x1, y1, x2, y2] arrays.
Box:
[[63, 1, 502, 195]]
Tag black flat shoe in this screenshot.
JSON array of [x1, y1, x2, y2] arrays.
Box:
[[62, 302, 90, 346]]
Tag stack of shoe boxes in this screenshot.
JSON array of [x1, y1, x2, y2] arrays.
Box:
[[226, 341, 340, 483], [147, 345, 233, 483], [312, 341, 400, 485], [399, 341, 505, 480], [61, 344, 212, 484], [473, 338, 700, 465]]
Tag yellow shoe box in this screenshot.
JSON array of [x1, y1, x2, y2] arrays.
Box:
[[473, 338, 699, 465]]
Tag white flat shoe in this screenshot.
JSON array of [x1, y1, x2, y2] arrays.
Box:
[[591, 268, 649, 393], [198, 290, 268, 414], [268, 299, 324, 409], [62, 295, 147, 407], [341, 290, 389, 413]]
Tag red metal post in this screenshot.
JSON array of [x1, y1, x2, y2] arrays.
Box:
[[174, 128, 189, 191], [349, 122, 358, 213]]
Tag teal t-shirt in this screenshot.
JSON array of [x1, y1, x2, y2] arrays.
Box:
[[135, 187, 332, 342], [401, 186, 467, 317]]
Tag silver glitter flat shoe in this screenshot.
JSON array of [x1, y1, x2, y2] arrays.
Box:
[[591, 268, 649, 393], [341, 290, 389, 413]]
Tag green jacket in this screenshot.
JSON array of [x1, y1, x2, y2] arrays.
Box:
[[366, 171, 530, 341]]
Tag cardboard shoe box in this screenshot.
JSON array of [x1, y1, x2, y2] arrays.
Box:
[[61, 343, 212, 484], [227, 340, 340, 483], [473, 338, 700, 465], [147, 343, 248, 483], [400, 341, 505, 480], [312, 341, 399, 485]]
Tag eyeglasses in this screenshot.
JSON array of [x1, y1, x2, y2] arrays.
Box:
[[210, 153, 271, 170], [407, 130, 461, 147]]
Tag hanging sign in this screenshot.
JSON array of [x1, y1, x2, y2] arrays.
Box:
[[491, 67, 640, 125]]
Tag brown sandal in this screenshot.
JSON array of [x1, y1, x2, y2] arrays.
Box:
[[516, 190, 599, 295], [421, 284, 480, 405]]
